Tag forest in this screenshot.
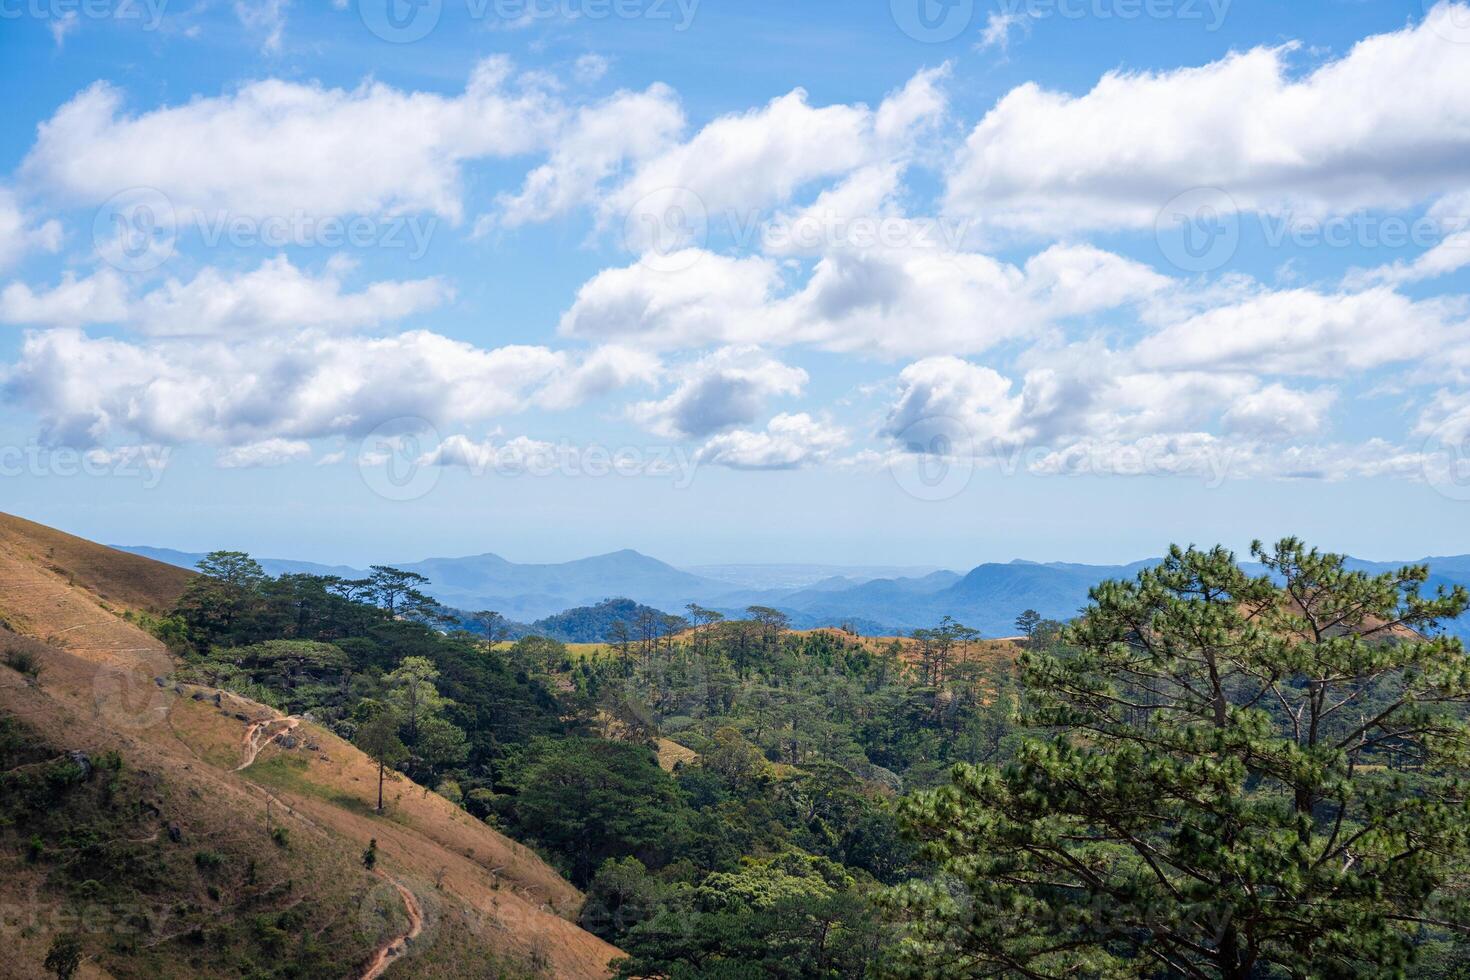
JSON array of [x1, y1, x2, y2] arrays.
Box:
[[139, 540, 1470, 978]]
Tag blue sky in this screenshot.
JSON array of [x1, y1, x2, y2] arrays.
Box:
[[2, 0, 1469, 569]]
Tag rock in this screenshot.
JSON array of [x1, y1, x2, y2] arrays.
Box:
[[153, 677, 165, 687], [213, 693, 222, 706], [305, 741, 320, 752], [66, 750, 92, 781], [191, 692, 206, 701], [278, 735, 298, 750], [167, 823, 183, 843], [234, 712, 249, 721]]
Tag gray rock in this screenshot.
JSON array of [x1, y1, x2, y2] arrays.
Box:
[[66, 750, 92, 781]]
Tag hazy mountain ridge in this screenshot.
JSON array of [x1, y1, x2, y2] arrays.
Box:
[[118, 546, 1470, 641]]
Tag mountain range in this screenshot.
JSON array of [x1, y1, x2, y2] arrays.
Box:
[[118, 545, 1470, 641]]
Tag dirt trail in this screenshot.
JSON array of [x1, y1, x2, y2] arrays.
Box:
[[359, 874, 424, 980], [235, 716, 301, 771]]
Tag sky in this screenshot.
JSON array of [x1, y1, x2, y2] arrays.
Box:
[[2, 0, 1469, 569]]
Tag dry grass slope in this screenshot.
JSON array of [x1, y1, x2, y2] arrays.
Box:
[[0, 511, 620, 979]]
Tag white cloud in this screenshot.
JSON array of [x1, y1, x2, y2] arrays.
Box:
[[695, 413, 847, 470], [574, 53, 610, 84], [24, 58, 561, 223], [420, 433, 557, 472], [629, 346, 807, 438], [0, 256, 450, 335], [607, 67, 949, 242], [946, 4, 1470, 232], [4, 328, 573, 447], [977, 10, 1031, 54], [49, 12, 79, 48], [560, 241, 1168, 358], [235, 0, 288, 53], [132, 256, 450, 336], [0, 188, 63, 272], [536, 344, 661, 410], [216, 438, 310, 468], [1134, 286, 1465, 377], [496, 84, 683, 227], [0, 270, 130, 327], [1221, 384, 1337, 440], [559, 251, 782, 349]]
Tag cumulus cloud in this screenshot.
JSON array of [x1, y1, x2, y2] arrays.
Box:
[[881, 353, 1344, 472], [4, 328, 579, 448], [0, 256, 451, 335], [628, 347, 807, 438], [536, 344, 662, 410], [1134, 286, 1464, 377], [216, 437, 310, 468], [695, 413, 847, 470], [0, 270, 131, 327], [608, 66, 949, 246], [0, 188, 63, 272], [560, 241, 1168, 357], [496, 84, 683, 227], [946, 4, 1470, 232], [24, 58, 561, 222], [1221, 384, 1337, 440]]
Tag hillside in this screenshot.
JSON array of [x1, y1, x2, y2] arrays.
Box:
[[0, 514, 620, 979]]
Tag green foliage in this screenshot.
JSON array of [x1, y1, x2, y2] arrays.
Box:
[[890, 539, 1470, 979], [503, 737, 688, 887], [3, 646, 43, 682], [43, 933, 82, 980]]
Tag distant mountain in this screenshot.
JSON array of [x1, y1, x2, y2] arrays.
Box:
[[116, 545, 739, 622], [116, 544, 1470, 642], [683, 562, 949, 591]]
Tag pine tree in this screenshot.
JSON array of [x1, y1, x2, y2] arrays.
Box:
[[889, 539, 1470, 979]]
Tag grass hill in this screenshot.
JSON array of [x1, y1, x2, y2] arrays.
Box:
[[0, 512, 620, 979]]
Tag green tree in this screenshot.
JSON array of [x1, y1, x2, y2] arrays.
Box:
[[177, 550, 267, 643], [44, 933, 82, 980], [384, 656, 451, 748], [362, 838, 377, 870], [471, 610, 512, 651], [354, 711, 408, 813], [890, 539, 1470, 979], [508, 737, 686, 886], [1014, 608, 1042, 638], [368, 565, 435, 619]]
